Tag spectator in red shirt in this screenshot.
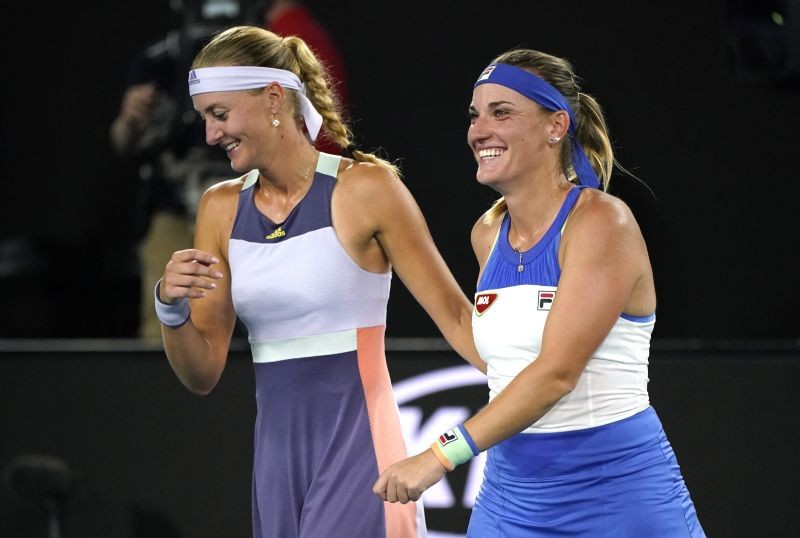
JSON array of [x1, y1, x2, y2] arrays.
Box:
[[262, 1, 350, 155]]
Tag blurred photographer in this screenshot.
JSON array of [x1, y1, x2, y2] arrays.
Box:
[[111, 0, 258, 340]]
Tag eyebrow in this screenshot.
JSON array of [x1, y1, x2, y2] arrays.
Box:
[[469, 100, 517, 113], [202, 104, 222, 114], [488, 100, 516, 108]]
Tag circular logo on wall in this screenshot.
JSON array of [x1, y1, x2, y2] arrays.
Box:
[[393, 365, 488, 538]]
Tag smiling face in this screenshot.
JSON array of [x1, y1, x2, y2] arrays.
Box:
[[467, 83, 555, 190], [192, 87, 275, 173]]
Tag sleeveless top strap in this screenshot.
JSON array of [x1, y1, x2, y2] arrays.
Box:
[[240, 152, 342, 193], [316, 152, 342, 178]]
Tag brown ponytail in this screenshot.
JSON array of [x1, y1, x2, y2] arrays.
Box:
[[483, 49, 618, 223]]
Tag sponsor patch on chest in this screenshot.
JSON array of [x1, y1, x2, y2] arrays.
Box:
[[475, 292, 498, 315], [265, 226, 286, 240], [538, 291, 555, 310]]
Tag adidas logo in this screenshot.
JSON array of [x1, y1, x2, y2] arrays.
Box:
[[265, 227, 286, 240], [188, 70, 200, 85]]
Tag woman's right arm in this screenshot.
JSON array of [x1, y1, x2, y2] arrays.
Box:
[[158, 182, 239, 395]]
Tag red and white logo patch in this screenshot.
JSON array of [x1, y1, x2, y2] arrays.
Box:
[[538, 291, 555, 311], [475, 292, 498, 315], [439, 430, 458, 445], [477, 64, 496, 81]]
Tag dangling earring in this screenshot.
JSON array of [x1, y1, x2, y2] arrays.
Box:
[[549, 135, 561, 144], [271, 111, 280, 128]]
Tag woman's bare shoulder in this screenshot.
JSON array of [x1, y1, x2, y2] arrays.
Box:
[[568, 188, 640, 237], [471, 208, 503, 262], [194, 173, 251, 233]]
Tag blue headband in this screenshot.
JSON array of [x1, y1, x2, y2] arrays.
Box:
[[474, 63, 600, 189]]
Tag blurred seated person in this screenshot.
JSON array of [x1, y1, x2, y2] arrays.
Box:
[[261, 0, 350, 155], [110, 0, 254, 340]]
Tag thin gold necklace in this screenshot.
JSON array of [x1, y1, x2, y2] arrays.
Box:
[[510, 194, 562, 273], [262, 151, 317, 220], [302, 150, 316, 182]]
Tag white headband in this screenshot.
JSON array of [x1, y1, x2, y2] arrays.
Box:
[[188, 66, 323, 142]]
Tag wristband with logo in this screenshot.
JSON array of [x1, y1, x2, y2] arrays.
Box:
[[154, 279, 191, 328], [429, 423, 479, 471]]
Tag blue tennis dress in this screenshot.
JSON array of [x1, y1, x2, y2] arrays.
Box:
[[469, 187, 705, 537], [228, 153, 426, 538]]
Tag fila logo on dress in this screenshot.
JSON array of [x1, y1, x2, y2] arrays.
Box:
[[538, 291, 555, 311], [474, 293, 498, 315]]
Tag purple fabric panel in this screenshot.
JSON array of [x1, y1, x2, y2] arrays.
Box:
[[231, 171, 335, 244], [251, 352, 386, 538]]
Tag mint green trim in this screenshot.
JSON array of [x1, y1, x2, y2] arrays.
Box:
[[316, 152, 342, 178], [242, 169, 259, 190], [251, 328, 357, 363], [437, 426, 475, 467]]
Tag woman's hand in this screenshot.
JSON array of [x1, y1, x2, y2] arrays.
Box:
[[372, 449, 448, 504], [160, 249, 223, 303]]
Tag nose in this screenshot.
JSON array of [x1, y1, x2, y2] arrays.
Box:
[[468, 115, 491, 148], [205, 119, 223, 146]]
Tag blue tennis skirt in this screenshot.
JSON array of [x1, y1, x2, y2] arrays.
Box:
[[467, 406, 705, 537]]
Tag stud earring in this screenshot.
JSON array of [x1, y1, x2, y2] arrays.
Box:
[[549, 136, 561, 143], [271, 111, 280, 128]]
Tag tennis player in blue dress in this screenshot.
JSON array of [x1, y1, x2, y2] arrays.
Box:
[[374, 48, 705, 537]]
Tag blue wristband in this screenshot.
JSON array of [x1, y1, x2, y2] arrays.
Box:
[[458, 423, 480, 457]]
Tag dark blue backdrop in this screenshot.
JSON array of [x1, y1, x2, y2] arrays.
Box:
[[1, 0, 797, 338]]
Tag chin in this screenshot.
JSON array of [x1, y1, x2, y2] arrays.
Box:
[[229, 160, 249, 174], [476, 172, 510, 198], [475, 168, 500, 187]]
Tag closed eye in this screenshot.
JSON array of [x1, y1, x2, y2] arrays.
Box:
[[198, 106, 229, 122]]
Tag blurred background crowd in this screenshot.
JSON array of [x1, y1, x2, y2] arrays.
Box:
[[1, 2, 799, 536], [1, 0, 798, 342]]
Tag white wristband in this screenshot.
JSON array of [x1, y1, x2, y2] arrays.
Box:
[[154, 279, 191, 328]]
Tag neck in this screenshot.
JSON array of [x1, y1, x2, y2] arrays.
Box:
[[258, 137, 318, 195], [504, 171, 572, 251], [256, 144, 319, 223]]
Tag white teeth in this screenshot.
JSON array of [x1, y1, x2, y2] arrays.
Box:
[[224, 142, 239, 151], [479, 148, 505, 158]]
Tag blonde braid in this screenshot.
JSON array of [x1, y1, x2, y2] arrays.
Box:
[[283, 36, 401, 177]]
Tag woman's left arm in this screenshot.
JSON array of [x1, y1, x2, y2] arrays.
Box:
[[353, 165, 486, 373], [374, 193, 651, 503]]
